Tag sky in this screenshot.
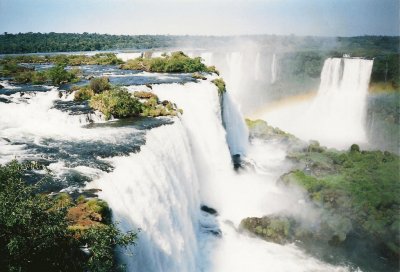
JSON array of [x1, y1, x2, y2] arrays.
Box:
[[0, 0, 398, 36]]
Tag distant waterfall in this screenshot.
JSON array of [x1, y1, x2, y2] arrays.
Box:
[[306, 58, 373, 147], [264, 57, 373, 149], [271, 53, 277, 84], [254, 52, 261, 81]]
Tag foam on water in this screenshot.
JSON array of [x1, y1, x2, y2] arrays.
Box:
[[91, 80, 354, 271]]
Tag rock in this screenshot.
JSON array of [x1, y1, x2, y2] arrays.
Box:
[[145, 84, 152, 89], [85, 75, 94, 80], [240, 215, 296, 244], [192, 72, 207, 80], [201, 205, 218, 215], [232, 154, 242, 170], [0, 84, 4, 89]]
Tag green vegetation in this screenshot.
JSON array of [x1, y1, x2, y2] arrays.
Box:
[[211, 78, 226, 95], [74, 87, 95, 101], [0, 62, 80, 85], [245, 119, 304, 149], [244, 119, 400, 260], [120, 51, 216, 73], [240, 216, 295, 244], [89, 88, 143, 120], [282, 144, 400, 258], [192, 72, 207, 80], [366, 93, 400, 154], [89, 76, 111, 93], [0, 33, 177, 53], [86, 86, 181, 120], [0, 53, 124, 67], [0, 160, 136, 271]]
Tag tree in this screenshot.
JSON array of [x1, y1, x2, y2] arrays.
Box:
[[0, 161, 137, 271]]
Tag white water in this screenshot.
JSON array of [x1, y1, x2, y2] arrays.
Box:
[[271, 53, 277, 84], [194, 51, 279, 114], [262, 58, 373, 149], [116, 52, 143, 61], [89, 80, 352, 271]]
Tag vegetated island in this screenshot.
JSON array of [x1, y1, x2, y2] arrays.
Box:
[[242, 119, 400, 269]]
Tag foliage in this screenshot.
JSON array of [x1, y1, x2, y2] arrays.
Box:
[[0, 32, 178, 53], [89, 88, 143, 120], [0, 61, 80, 85], [90, 76, 111, 93], [366, 93, 400, 154], [0, 161, 136, 271], [211, 78, 226, 95], [282, 146, 400, 258], [74, 87, 95, 101], [120, 51, 212, 73], [133, 91, 157, 99], [245, 119, 304, 149], [240, 216, 294, 244], [47, 63, 78, 85]]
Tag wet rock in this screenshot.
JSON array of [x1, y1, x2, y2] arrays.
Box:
[[201, 205, 218, 215], [232, 154, 242, 170], [0, 84, 4, 89]]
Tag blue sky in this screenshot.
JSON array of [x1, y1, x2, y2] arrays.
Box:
[[0, 0, 398, 36]]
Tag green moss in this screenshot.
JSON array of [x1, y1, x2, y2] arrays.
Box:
[[211, 78, 226, 95], [240, 215, 297, 244]]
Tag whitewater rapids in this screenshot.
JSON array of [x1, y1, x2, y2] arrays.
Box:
[[90, 81, 353, 272]]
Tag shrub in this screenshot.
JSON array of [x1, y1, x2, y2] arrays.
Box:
[[89, 77, 110, 93], [211, 78, 226, 95], [89, 88, 142, 120], [74, 87, 95, 101], [133, 91, 157, 99], [120, 51, 209, 73], [0, 161, 136, 271], [47, 63, 77, 85]]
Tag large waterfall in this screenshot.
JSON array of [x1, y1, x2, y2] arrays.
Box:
[[88, 81, 351, 271], [263, 57, 373, 149]]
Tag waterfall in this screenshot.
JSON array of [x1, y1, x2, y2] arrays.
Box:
[[254, 52, 261, 81], [263, 57, 373, 149], [91, 122, 202, 271], [305, 58, 373, 147], [271, 53, 277, 84], [90, 81, 352, 271], [222, 92, 249, 156], [116, 52, 142, 62]]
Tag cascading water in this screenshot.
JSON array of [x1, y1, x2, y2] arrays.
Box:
[[88, 80, 352, 272], [263, 57, 373, 149], [0, 56, 360, 271], [271, 53, 277, 84]]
